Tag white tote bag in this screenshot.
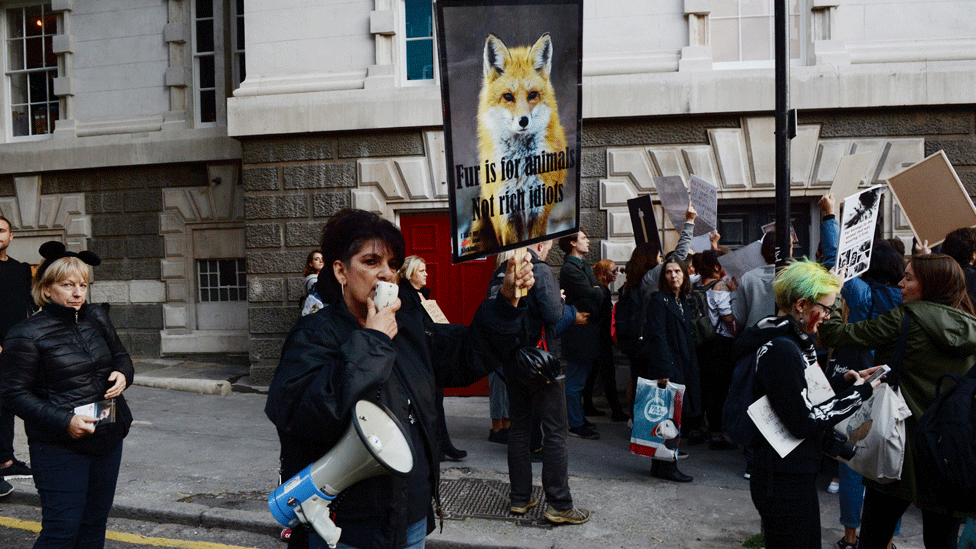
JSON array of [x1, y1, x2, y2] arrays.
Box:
[[835, 383, 912, 483]]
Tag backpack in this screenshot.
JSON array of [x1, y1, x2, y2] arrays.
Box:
[[723, 336, 798, 447], [686, 279, 720, 347], [613, 285, 647, 355], [912, 366, 976, 512]]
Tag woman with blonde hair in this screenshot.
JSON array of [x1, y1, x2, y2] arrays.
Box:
[[735, 260, 881, 549], [1, 241, 133, 549]]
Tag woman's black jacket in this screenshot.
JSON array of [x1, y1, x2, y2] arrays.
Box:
[[0, 301, 134, 456], [640, 291, 702, 418], [265, 294, 525, 549]]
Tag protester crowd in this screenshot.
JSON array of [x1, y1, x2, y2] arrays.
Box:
[[1, 205, 975, 549]]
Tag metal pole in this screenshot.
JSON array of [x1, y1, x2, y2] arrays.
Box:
[[774, 0, 793, 268]]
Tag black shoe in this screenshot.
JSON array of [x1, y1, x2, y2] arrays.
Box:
[[651, 460, 693, 483], [582, 406, 606, 417], [441, 447, 467, 461], [488, 429, 509, 445], [568, 425, 600, 439], [584, 419, 596, 428], [610, 411, 629, 422], [0, 459, 32, 479], [0, 479, 12, 497]]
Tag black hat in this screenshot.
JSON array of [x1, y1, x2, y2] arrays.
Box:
[[36, 241, 101, 279]]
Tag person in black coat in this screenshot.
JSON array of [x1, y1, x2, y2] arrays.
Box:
[[265, 209, 532, 549], [0, 242, 134, 549], [640, 256, 698, 482]]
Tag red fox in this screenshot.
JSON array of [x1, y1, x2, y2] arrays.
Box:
[[470, 32, 568, 252]]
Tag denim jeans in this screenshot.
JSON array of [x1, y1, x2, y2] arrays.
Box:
[[488, 370, 509, 420], [324, 518, 426, 549], [564, 360, 590, 429], [29, 441, 123, 549], [505, 375, 572, 510]]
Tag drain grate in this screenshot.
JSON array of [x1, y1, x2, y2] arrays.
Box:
[[439, 478, 548, 526]]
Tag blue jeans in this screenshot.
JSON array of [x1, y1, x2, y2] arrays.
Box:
[[488, 370, 509, 420], [29, 441, 123, 549], [323, 518, 426, 549], [564, 360, 590, 429], [838, 462, 900, 535]]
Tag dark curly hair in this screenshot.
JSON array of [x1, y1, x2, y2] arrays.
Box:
[[940, 227, 976, 268], [316, 210, 405, 303]]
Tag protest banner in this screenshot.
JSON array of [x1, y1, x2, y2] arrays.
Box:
[[717, 239, 764, 282], [627, 195, 662, 256], [836, 185, 884, 281], [829, 152, 874, 203], [887, 150, 976, 247], [652, 176, 689, 230], [437, 0, 583, 262], [689, 175, 718, 237]]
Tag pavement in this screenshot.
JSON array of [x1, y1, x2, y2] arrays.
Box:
[[2, 358, 930, 549]]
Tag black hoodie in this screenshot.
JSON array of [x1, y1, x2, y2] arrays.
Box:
[[735, 315, 872, 474]]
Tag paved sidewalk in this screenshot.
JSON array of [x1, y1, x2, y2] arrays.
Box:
[[2, 360, 927, 549]]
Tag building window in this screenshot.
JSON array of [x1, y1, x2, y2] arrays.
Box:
[[6, 3, 58, 137], [192, 0, 244, 125], [197, 258, 246, 302], [404, 0, 434, 81], [711, 0, 803, 64]]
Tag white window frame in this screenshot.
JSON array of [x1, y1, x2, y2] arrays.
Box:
[[230, 0, 244, 90], [3, 1, 59, 142], [398, 0, 438, 87], [710, 0, 810, 69]]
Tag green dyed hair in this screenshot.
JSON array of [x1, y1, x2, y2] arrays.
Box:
[[773, 259, 841, 313]]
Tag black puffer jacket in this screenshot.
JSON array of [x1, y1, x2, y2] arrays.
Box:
[[265, 295, 525, 549], [0, 301, 134, 456]]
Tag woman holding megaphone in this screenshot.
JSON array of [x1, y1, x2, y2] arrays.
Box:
[[265, 209, 533, 549]]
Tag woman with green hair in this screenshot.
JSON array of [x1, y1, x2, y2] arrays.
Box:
[[734, 260, 882, 549]]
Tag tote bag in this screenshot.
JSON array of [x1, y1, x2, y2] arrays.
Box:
[[630, 378, 685, 461]]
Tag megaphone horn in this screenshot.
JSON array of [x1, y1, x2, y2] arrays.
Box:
[[268, 400, 414, 548]]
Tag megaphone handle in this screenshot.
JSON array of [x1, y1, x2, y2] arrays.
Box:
[[294, 496, 342, 548]]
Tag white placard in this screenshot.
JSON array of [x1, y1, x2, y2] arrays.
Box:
[[716, 240, 764, 282], [749, 365, 835, 458], [829, 152, 874, 203], [689, 175, 718, 237], [652, 176, 689, 230], [836, 185, 884, 281]]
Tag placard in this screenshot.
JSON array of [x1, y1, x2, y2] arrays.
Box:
[[689, 175, 718, 237], [652, 176, 689, 230], [836, 185, 884, 281], [438, 0, 583, 262], [887, 150, 976, 247], [627, 194, 662, 255], [421, 300, 450, 324], [829, 152, 874, 203], [716, 240, 764, 282]]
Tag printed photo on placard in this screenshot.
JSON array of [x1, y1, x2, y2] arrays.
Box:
[[437, 0, 583, 262], [836, 185, 885, 281]]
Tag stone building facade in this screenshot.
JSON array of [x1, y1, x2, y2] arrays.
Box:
[[1, 1, 974, 382]]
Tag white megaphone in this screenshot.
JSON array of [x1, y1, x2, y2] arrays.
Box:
[[268, 400, 414, 548]]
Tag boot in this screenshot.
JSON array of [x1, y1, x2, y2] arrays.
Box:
[[651, 459, 693, 483]]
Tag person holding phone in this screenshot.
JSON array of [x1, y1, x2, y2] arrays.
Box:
[[265, 209, 532, 549], [736, 260, 881, 549]]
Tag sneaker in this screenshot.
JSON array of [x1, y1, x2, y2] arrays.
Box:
[[0, 459, 32, 479], [743, 465, 753, 480], [543, 504, 590, 525], [568, 425, 600, 440], [510, 495, 538, 515], [835, 536, 857, 549], [0, 479, 12, 497], [828, 480, 840, 494], [675, 450, 689, 460]]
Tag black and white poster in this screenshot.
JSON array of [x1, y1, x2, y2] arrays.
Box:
[[836, 185, 885, 281]]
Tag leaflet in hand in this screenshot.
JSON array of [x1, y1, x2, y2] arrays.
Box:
[[73, 399, 116, 425]]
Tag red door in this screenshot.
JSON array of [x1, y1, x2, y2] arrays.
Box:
[[400, 212, 498, 396]]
